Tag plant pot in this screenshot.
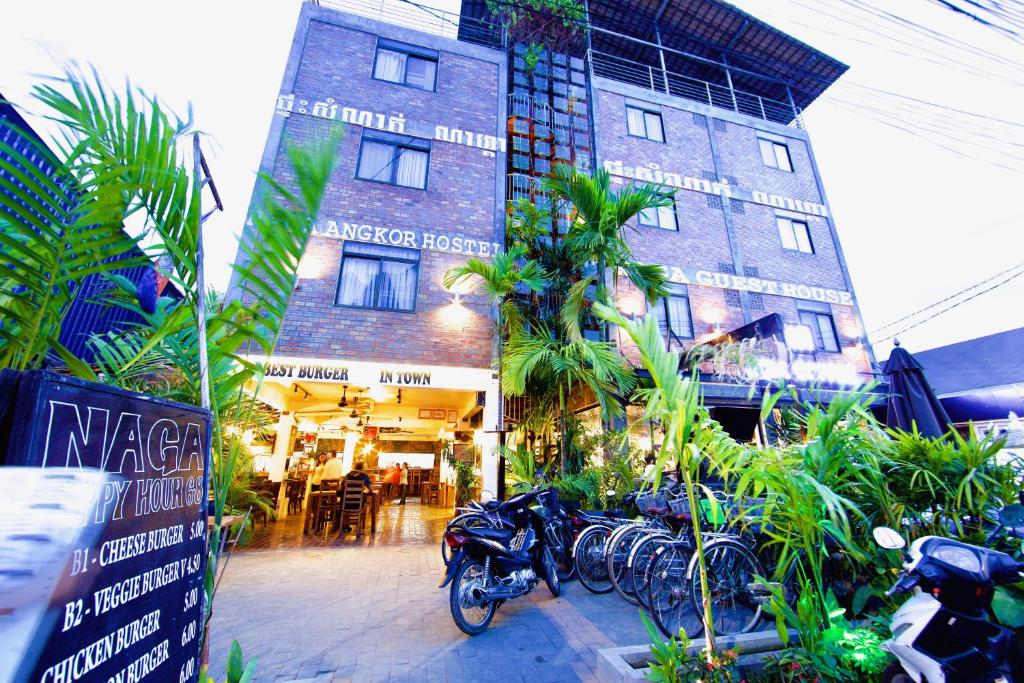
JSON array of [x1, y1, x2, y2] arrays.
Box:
[[0, 369, 212, 683]]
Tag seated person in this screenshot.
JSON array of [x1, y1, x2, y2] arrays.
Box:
[[344, 461, 372, 490], [320, 451, 345, 482]]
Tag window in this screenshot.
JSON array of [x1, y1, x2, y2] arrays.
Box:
[[356, 131, 430, 189], [626, 105, 664, 142], [373, 39, 437, 90], [638, 199, 678, 230], [759, 138, 793, 172], [797, 302, 840, 353], [777, 216, 813, 253], [336, 242, 420, 312], [651, 284, 693, 341]]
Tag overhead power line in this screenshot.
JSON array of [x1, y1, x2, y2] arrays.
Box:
[[869, 261, 1024, 334], [872, 266, 1024, 343]]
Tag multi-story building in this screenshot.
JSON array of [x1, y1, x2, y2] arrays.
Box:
[[231, 0, 877, 494]]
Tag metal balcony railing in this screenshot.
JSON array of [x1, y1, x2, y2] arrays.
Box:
[[307, 0, 503, 48], [588, 50, 805, 129]]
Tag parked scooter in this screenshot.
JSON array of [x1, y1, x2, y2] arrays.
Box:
[[439, 488, 563, 635], [872, 516, 1024, 683]]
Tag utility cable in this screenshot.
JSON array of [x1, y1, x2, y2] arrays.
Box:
[[869, 261, 1024, 334], [873, 267, 1024, 342]]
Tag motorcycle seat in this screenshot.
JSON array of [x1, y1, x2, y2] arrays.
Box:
[[471, 527, 516, 541]]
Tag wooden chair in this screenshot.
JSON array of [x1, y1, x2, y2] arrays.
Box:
[[320, 478, 341, 492], [339, 480, 367, 537], [285, 479, 305, 515], [423, 474, 441, 506], [314, 491, 341, 535], [252, 480, 280, 528]]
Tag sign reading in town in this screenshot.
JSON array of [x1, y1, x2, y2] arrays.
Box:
[[1, 371, 210, 683]]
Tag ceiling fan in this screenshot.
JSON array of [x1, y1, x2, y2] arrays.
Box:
[[337, 385, 348, 408]]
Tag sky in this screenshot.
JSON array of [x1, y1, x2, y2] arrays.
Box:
[[2, 0, 1022, 365]]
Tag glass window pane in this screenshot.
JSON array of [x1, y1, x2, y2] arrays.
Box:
[[652, 299, 669, 335], [358, 141, 395, 182], [759, 139, 776, 167], [793, 221, 813, 253], [378, 259, 418, 311], [374, 49, 405, 83], [626, 107, 646, 137], [774, 143, 793, 171], [817, 313, 839, 352], [777, 218, 798, 250], [638, 206, 658, 226], [405, 57, 436, 90], [666, 295, 693, 338], [337, 257, 379, 307], [645, 112, 664, 141], [658, 204, 677, 230], [395, 148, 428, 189]]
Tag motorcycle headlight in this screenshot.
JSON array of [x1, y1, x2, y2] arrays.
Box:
[[934, 546, 981, 573]]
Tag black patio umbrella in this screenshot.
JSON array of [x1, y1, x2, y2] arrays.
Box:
[[883, 340, 954, 438]]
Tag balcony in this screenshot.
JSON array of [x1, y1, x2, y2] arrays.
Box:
[[307, 0, 503, 48], [589, 49, 804, 128]]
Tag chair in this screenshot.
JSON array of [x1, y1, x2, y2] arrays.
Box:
[[253, 480, 280, 528], [423, 474, 441, 506], [285, 479, 305, 515], [320, 478, 341, 492], [314, 491, 341, 535], [339, 480, 367, 537]]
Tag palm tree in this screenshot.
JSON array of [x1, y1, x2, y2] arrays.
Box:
[[0, 67, 339, 657], [502, 325, 636, 474], [543, 163, 673, 334]]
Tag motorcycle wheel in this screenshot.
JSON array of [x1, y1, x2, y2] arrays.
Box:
[[880, 663, 914, 683], [574, 526, 614, 594], [449, 558, 497, 636], [543, 546, 562, 597]]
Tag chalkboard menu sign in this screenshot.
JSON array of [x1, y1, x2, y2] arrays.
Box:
[[0, 370, 211, 683]]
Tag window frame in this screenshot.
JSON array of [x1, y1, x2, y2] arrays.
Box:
[[759, 137, 793, 172], [796, 302, 840, 353], [355, 131, 431, 190], [650, 283, 694, 341], [638, 198, 678, 231], [371, 39, 439, 92], [625, 103, 665, 143], [334, 242, 421, 313], [776, 216, 814, 254]]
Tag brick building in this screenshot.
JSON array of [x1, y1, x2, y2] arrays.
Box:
[[230, 0, 877, 494]]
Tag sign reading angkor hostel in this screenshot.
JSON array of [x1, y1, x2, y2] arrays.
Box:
[[1, 371, 210, 683], [666, 265, 853, 306], [310, 219, 501, 258]]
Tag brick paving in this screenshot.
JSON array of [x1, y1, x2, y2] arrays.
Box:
[[209, 502, 650, 682]]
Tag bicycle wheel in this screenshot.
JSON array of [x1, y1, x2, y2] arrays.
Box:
[[547, 517, 577, 582], [574, 525, 615, 594], [628, 532, 673, 609], [647, 543, 703, 639], [607, 525, 648, 603], [689, 538, 765, 636]]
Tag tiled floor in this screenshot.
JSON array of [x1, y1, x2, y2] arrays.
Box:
[[210, 501, 651, 682]]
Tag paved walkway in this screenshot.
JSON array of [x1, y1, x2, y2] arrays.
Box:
[[209, 502, 650, 682]]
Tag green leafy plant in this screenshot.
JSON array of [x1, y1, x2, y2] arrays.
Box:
[[640, 612, 741, 683], [523, 42, 544, 72], [487, 0, 586, 53], [199, 640, 256, 683]]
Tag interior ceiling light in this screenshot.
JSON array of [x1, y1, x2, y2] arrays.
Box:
[[350, 407, 358, 418], [338, 385, 348, 408], [397, 389, 402, 405]]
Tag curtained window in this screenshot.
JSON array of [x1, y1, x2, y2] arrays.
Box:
[[639, 198, 678, 230], [797, 302, 840, 353], [336, 242, 420, 312], [759, 138, 793, 172], [373, 42, 438, 91], [626, 104, 664, 142], [650, 283, 694, 343], [356, 132, 430, 189], [777, 217, 813, 253]]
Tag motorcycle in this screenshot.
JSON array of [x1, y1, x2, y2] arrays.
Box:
[[872, 516, 1024, 683], [439, 488, 563, 635]]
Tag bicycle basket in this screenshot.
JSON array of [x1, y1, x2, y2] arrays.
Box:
[[636, 490, 667, 514], [668, 493, 692, 516]]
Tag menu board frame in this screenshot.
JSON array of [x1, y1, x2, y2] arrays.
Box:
[[0, 370, 211, 683]]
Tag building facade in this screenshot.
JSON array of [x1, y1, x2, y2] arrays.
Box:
[[231, 0, 877, 493]]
